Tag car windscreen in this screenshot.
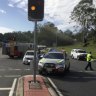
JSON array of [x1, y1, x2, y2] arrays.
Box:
[[78, 50, 86, 53], [26, 52, 34, 55], [44, 53, 64, 59]]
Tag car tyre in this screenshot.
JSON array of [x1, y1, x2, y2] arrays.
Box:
[[38, 69, 48, 75], [77, 56, 80, 60], [65, 63, 70, 72], [71, 55, 74, 59]]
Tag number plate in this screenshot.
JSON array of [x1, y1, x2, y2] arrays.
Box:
[[47, 68, 52, 72], [58, 68, 64, 72]]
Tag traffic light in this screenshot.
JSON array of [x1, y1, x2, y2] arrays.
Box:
[[28, 0, 44, 21]]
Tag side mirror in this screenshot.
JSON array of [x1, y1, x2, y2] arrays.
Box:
[[39, 54, 45, 59]]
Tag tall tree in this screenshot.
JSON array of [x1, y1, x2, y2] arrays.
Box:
[[71, 0, 96, 45], [71, 0, 96, 29]]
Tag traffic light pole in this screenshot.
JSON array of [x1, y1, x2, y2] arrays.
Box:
[[33, 21, 37, 83], [28, 0, 44, 84]]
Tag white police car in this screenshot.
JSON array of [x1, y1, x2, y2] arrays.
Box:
[[38, 51, 70, 74]]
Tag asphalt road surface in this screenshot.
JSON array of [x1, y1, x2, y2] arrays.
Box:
[[49, 58, 96, 96], [0, 48, 33, 96], [0, 48, 96, 96]]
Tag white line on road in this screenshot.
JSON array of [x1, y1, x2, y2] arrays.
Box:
[[0, 75, 21, 78], [64, 76, 96, 79], [78, 70, 96, 73], [9, 78, 17, 96], [0, 88, 11, 90], [0, 69, 6, 71], [25, 69, 30, 70], [4, 75, 21, 78], [0, 68, 31, 71], [47, 77, 63, 96], [9, 69, 21, 71]]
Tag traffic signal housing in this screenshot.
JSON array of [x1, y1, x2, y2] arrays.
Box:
[[28, 0, 44, 21]]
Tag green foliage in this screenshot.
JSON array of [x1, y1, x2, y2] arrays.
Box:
[[1, 22, 74, 47], [71, 0, 96, 30], [0, 33, 3, 42], [37, 22, 74, 46], [58, 42, 96, 58]]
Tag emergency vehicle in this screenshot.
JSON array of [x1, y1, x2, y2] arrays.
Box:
[[2, 40, 34, 58]]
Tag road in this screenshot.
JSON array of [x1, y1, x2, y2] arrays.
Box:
[[0, 48, 33, 96], [49, 59, 96, 96], [0, 48, 96, 96]]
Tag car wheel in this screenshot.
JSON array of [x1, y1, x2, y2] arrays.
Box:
[[71, 55, 74, 59], [38, 70, 42, 74], [66, 64, 70, 72], [38, 69, 48, 75], [77, 56, 80, 60]]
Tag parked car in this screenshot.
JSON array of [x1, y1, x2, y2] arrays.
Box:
[[38, 51, 70, 74], [23, 50, 38, 65], [71, 49, 87, 60]]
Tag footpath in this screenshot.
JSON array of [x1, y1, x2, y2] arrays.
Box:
[[16, 75, 63, 96]]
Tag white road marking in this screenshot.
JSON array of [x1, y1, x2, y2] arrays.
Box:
[[64, 76, 96, 79], [9, 69, 21, 71], [0, 88, 11, 90], [25, 69, 30, 70], [4, 75, 21, 78], [0, 68, 31, 71], [79, 70, 95, 73], [0, 69, 6, 71], [9, 78, 17, 96], [47, 77, 63, 96]]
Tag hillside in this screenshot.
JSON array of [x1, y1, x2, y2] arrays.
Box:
[[58, 43, 96, 58]]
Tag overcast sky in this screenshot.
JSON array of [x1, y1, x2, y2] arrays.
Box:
[[0, 0, 95, 34]]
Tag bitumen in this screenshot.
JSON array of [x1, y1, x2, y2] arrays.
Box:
[[16, 75, 63, 96]]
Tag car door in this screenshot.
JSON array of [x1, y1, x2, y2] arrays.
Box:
[[71, 49, 75, 58], [73, 50, 78, 59]]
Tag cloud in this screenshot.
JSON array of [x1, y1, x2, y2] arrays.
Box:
[[8, 0, 27, 11], [44, 0, 81, 31], [93, 0, 96, 8], [0, 27, 14, 34], [0, 9, 6, 14], [8, 3, 14, 7], [8, 0, 81, 31]]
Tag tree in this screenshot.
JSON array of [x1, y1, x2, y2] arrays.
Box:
[[0, 33, 3, 42], [71, 0, 96, 45], [71, 0, 96, 29]]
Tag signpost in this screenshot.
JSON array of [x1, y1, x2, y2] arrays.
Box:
[[28, 0, 44, 83]]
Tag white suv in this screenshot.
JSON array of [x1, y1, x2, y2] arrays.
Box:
[[71, 49, 87, 60], [38, 51, 70, 74], [23, 50, 38, 65]]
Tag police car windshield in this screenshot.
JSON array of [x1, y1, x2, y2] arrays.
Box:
[[26, 52, 34, 55], [44, 53, 64, 59], [78, 50, 86, 53]]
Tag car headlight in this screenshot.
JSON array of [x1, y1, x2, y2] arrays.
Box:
[[23, 57, 27, 61], [57, 60, 65, 64], [38, 62, 44, 67], [56, 60, 65, 69]]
